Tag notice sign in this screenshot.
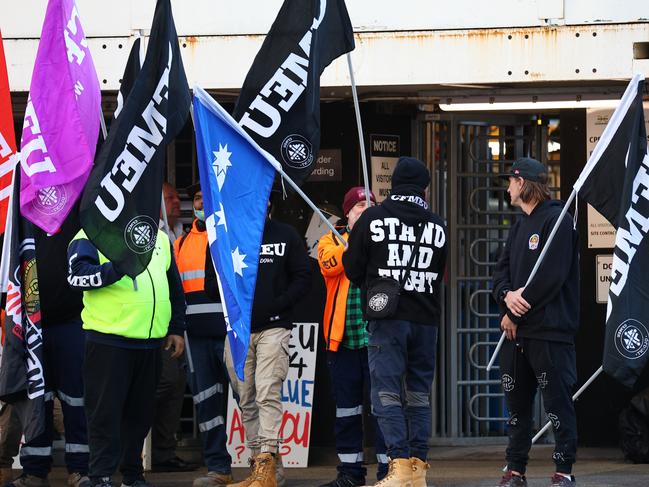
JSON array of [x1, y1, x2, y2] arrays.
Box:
[[587, 204, 616, 248], [586, 105, 649, 248], [308, 149, 342, 182], [370, 134, 400, 202], [226, 322, 318, 468], [596, 254, 613, 304]]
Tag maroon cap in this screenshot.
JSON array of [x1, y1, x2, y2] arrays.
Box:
[[343, 187, 376, 216]]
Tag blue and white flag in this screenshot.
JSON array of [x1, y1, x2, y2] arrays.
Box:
[[193, 86, 277, 380]]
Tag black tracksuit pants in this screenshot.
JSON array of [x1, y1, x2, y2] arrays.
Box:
[[500, 337, 578, 475], [84, 341, 161, 484]]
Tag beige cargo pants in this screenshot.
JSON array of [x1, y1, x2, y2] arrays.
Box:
[[225, 327, 291, 454]]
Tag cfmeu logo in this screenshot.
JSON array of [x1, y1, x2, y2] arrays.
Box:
[[124, 216, 157, 254], [33, 185, 67, 215], [281, 134, 313, 169], [614, 319, 649, 360]]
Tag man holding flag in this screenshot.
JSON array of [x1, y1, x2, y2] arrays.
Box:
[[492, 158, 580, 487], [193, 87, 311, 487]]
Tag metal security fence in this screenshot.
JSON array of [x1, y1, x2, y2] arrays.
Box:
[[421, 113, 559, 440]]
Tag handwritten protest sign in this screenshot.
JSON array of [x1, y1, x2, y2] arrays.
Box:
[[226, 322, 318, 467]]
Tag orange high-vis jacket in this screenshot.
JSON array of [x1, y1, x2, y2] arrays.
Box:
[[173, 220, 207, 293], [317, 229, 349, 352]]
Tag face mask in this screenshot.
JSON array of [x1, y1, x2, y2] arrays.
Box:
[[194, 208, 205, 222]]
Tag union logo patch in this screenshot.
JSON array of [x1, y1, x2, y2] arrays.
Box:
[[614, 319, 649, 360], [368, 292, 389, 312], [124, 215, 157, 255], [32, 185, 67, 216], [281, 134, 313, 169]]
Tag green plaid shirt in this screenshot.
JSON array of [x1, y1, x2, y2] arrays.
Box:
[[342, 283, 368, 349]]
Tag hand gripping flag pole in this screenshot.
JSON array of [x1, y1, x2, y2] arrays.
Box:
[[487, 74, 645, 373], [486, 192, 577, 371]]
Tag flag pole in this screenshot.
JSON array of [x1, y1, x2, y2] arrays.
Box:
[[346, 52, 371, 207], [196, 87, 347, 247], [531, 366, 604, 443], [486, 188, 577, 371], [273, 162, 347, 247], [0, 157, 18, 291]]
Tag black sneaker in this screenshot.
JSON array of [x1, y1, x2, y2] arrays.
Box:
[[318, 474, 365, 487], [550, 474, 576, 486], [497, 471, 528, 487]]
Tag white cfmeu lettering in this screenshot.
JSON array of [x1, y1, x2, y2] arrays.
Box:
[[64, 5, 89, 65], [94, 43, 173, 222], [68, 253, 103, 287], [238, 0, 327, 138], [260, 243, 286, 256], [608, 151, 649, 309], [74, 81, 85, 98], [20, 98, 55, 176]]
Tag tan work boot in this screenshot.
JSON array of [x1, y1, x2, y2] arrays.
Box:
[[410, 457, 429, 487], [364, 458, 414, 486], [193, 472, 234, 487], [228, 453, 277, 487]]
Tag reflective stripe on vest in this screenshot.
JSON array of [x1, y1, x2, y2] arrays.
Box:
[[174, 222, 208, 294]]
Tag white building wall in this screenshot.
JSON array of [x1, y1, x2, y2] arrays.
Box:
[[1, 0, 648, 91]]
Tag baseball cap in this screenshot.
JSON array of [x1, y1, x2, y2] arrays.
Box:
[[501, 157, 548, 183]]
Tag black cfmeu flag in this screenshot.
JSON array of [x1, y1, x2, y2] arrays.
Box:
[[233, 0, 355, 185], [79, 0, 190, 278], [574, 75, 649, 388], [0, 171, 45, 442], [114, 37, 141, 120]]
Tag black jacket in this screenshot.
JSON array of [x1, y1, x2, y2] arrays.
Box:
[[343, 185, 448, 326], [492, 199, 580, 343], [34, 210, 83, 327], [205, 218, 312, 333]]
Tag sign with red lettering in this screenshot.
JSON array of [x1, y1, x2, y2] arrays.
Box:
[[226, 322, 318, 468]]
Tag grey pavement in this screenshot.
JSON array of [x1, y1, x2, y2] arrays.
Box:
[[34, 445, 649, 486]]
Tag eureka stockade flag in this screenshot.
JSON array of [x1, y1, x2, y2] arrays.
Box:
[[574, 74, 649, 388], [193, 86, 276, 380], [80, 0, 190, 278], [233, 0, 355, 185]]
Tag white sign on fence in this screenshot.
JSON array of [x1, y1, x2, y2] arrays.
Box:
[[226, 322, 319, 468]]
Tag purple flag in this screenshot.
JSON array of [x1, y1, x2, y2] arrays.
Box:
[[20, 0, 101, 233]]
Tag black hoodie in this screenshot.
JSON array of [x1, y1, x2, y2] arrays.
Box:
[[343, 185, 448, 326], [205, 218, 312, 333], [492, 199, 580, 343]]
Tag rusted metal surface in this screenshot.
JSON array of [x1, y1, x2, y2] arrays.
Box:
[[3, 10, 648, 93]]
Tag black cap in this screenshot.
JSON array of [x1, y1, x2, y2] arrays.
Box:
[[501, 157, 548, 183], [391, 156, 431, 189], [185, 182, 201, 199]]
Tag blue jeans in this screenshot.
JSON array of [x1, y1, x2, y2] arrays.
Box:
[[367, 320, 438, 461], [185, 335, 232, 474]]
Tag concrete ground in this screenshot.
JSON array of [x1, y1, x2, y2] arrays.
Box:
[[28, 445, 649, 486]]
